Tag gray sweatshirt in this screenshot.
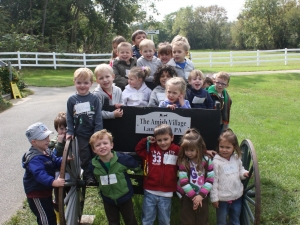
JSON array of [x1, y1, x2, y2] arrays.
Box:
[[137, 56, 162, 82], [167, 58, 195, 81], [148, 85, 166, 107]]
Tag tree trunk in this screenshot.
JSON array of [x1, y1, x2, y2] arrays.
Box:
[[42, 0, 49, 45]]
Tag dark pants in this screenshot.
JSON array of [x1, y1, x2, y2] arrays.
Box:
[[28, 197, 56, 225], [180, 195, 209, 225], [103, 198, 138, 225], [77, 135, 94, 179]]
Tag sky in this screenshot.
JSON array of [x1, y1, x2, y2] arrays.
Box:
[[154, 0, 246, 22]]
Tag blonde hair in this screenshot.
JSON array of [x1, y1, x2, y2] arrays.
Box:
[[157, 42, 172, 56], [215, 71, 230, 83], [117, 42, 132, 53], [172, 40, 190, 52], [188, 70, 205, 81], [171, 35, 190, 51], [94, 64, 114, 79], [128, 66, 151, 81], [74, 68, 93, 82], [139, 39, 155, 51], [177, 128, 207, 172], [89, 129, 113, 150], [166, 77, 187, 94]]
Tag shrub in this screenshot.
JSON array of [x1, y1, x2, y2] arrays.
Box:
[[0, 66, 26, 94]]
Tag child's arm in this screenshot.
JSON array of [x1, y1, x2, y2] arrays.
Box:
[[148, 91, 159, 107], [210, 161, 219, 207], [205, 91, 214, 109], [177, 164, 197, 199], [66, 97, 75, 139], [238, 158, 249, 180], [94, 97, 103, 132], [199, 157, 214, 198], [135, 137, 152, 159]]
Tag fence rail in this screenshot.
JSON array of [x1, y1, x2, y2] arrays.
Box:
[[0, 48, 300, 69]]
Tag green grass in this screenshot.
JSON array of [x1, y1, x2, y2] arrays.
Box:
[[4, 72, 300, 225]]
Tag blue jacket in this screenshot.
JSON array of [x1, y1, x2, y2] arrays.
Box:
[[186, 87, 213, 109], [22, 146, 62, 194]]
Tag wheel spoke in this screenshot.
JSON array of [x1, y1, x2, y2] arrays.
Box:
[[244, 195, 255, 206]]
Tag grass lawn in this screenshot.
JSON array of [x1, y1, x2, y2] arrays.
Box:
[[3, 72, 300, 225]]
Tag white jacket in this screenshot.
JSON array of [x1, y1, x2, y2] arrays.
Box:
[[122, 82, 152, 106], [210, 154, 248, 202]]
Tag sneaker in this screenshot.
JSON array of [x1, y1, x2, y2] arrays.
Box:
[[86, 177, 96, 186]]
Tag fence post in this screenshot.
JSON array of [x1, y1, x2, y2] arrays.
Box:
[[53, 52, 57, 69], [284, 48, 287, 65], [256, 50, 260, 66], [35, 53, 38, 65], [209, 52, 212, 68], [17, 51, 21, 69], [83, 53, 86, 67], [230, 51, 233, 67]]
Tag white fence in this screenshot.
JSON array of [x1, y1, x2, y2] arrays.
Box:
[[0, 48, 300, 69]]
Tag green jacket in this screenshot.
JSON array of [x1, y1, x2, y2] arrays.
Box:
[[91, 151, 139, 205]]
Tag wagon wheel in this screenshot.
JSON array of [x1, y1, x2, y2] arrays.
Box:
[[58, 138, 86, 225], [240, 139, 261, 225]]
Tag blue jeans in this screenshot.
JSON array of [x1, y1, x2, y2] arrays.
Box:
[[216, 197, 242, 225], [142, 190, 172, 225]]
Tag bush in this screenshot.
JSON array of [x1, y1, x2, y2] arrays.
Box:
[[0, 66, 26, 94]]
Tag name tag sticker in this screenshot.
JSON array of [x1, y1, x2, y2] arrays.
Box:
[[163, 154, 178, 165], [100, 174, 118, 185], [131, 93, 144, 101], [222, 164, 238, 174], [192, 97, 205, 104], [125, 70, 130, 77], [157, 93, 166, 102], [75, 102, 90, 114]]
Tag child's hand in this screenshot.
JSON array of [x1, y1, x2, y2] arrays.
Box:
[[57, 133, 65, 143], [212, 201, 219, 208], [192, 195, 203, 210], [114, 108, 123, 118], [52, 177, 65, 187], [178, 94, 185, 106], [167, 104, 176, 110], [66, 134, 73, 140], [244, 171, 249, 177], [67, 155, 74, 161], [114, 103, 123, 109], [147, 136, 156, 143], [206, 150, 217, 158]]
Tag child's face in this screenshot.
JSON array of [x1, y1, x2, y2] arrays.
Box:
[[32, 136, 50, 151], [118, 46, 133, 63], [159, 53, 172, 64], [155, 133, 174, 151], [185, 149, 197, 161], [140, 46, 155, 61], [128, 75, 142, 89], [92, 135, 113, 157], [214, 78, 229, 94], [160, 71, 172, 89], [172, 45, 188, 63], [189, 76, 204, 91], [218, 139, 234, 160], [96, 70, 114, 91], [57, 125, 67, 136], [112, 42, 118, 55], [133, 33, 146, 47], [166, 84, 183, 103], [74, 78, 92, 96]]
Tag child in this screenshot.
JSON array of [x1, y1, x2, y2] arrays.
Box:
[[93, 63, 123, 119], [137, 39, 161, 83], [167, 37, 194, 81], [157, 42, 173, 65], [159, 77, 191, 109], [131, 29, 147, 59], [66, 67, 103, 185], [89, 129, 139, 225], [210, 129, 249, 225], [177, 128, 214, 225], [171, 35, 192, 60], [49, 112, 67, 157], [113, 41, 137, 90], [207, 71, 232, 133], [186, 70, 213, 109], [148, 65, 177, 107], [135, 124, 180, 225], [122, 66, 152, 106], [110, 35, 126, 67], [203, 76, 214, 89], [22, 122, 65, 225]]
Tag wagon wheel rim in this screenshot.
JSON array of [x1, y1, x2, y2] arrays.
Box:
[[58, 138, 86, 225], [240, 139, 261, 225]]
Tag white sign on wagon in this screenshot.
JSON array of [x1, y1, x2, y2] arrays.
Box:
[[135, 112, 191, 135]]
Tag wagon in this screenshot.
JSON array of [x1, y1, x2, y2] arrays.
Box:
[[58, 105, 261, 225]]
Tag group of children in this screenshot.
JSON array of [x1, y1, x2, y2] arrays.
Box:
[[22, 30, 245, 225]]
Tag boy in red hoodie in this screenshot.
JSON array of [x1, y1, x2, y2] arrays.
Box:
[[135, 124, 180, 225]]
